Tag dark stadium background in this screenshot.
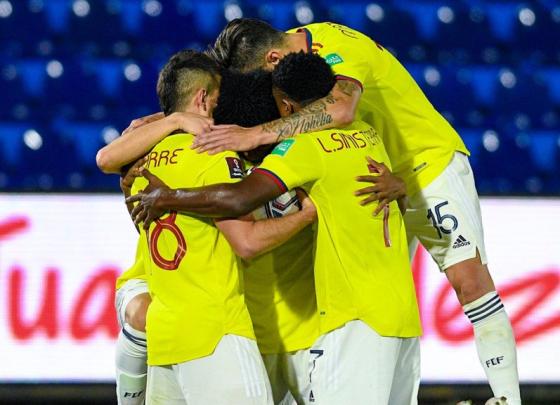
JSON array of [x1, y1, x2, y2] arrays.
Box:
[[0, 0, 559, 404]]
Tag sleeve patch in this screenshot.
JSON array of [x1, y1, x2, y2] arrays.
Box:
[[325, 53, 344, 66], [225, 157, 245, 179], [271, 139, 295, 157]]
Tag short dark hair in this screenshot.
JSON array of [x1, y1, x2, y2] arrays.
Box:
[[157, 50, 220, 116], [208, 18, 286, 71], [272, 51, 336, 106], [213, 69, 280, 163], [213, 69, 280, 127]]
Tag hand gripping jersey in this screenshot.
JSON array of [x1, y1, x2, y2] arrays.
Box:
[[134, 133, 255, 366], [287, 22, 469, 196], [255, 121, 422, 338]]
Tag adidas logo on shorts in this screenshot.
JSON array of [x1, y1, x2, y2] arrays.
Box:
[[453, 235, 471, 249]]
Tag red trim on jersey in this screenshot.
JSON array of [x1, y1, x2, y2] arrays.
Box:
[[335, 74, 364, 92], [253, 168, 288, 193]]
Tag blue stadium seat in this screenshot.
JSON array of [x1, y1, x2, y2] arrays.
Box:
[[363, 3, 420, 56], [0, 0, 50, 50], [527, 131, 559, 173], [324, 2, 369, 32], [118, 62, 159, 108], [538, 67, 560, 106], [0, 63, 28, 119], [483, 1, 523, 44], [43, 60, 105, 117], [16, 60, 47, 98], [137, 0, 198, 45], [415, 66, 479, 126], [513, 4, 560, 55], [492, 70, 553, 126], [0, 123, 27, 167], [66, 0, 126, 45], [432, 5, 498, 62], [52, 120, 109, 168]]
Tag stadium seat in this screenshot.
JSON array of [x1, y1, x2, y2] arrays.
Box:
[[527, 131, 559, 173], [513, 3, 560, 56], [66, 0, 126, 45], [492, 70, 553, 126], [363, 3, 420, 56], [432, 5, 498, 62], [52, 120, 110, 168], [0, 123, 27, 167], [16, 60, 47, 98], [0, 0, 50, 50]]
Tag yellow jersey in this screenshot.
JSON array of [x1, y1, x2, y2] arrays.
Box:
[[242, 195, 318, 354], [287, 22, 469, 196], [134, 133, 255, 366], [256, 121, 421, 337], [116, 182, 148, 291]]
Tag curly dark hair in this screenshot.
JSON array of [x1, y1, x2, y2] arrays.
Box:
[[271, 51, 336, 106], [207, 18, 286, 71], [157, 50, 220, 116], [213, 69, 280, 163], [213, 69, 280, 128]]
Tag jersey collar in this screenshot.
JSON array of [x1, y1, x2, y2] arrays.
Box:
[[296, 28, 313, 53]]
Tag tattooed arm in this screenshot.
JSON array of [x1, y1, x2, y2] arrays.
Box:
[[193, 79, 362, 154]]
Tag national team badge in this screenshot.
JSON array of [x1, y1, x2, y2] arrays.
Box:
[[325, 53, 344, 66]]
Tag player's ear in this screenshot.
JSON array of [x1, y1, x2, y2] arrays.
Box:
[[280, 98, 295, 117], [193, 88, 209, 114], [265, 49, 283, 69]]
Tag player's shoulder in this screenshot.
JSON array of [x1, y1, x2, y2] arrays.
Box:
[[202, 150, 245, 179], [155, 132, 194, 150]]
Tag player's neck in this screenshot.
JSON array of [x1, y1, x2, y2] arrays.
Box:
[[286, 32, 308, 53]]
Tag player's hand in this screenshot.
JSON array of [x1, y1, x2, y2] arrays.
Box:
[[126, 169, 171, 229], [122, 112, 165, 136], [120, 156, 148, 196], [192, 125, 260, 154], [172, 112, 214, 135], [354, 156, 406, 216], [296, 188, 317, 222]]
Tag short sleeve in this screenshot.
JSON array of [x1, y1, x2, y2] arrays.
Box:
[[201, 153, 246, 186], [298, 23, 386, 89], [255, 138, 323, 192]]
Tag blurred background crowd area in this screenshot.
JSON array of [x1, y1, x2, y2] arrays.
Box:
[[0, 0, 559, 194]]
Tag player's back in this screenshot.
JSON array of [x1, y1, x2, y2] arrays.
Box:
[[242, 216, 318, 355], [135, 133, 254, 366], [259, 121, 421, 338], [290, 22, 469, 195]]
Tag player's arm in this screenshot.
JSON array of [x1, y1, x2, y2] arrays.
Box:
[[96, 112, 213, 174], [192, 79, 362, 154], [215, 190, 316, 260], [120, 157, 148, 233], [127, 168, 288, 229]]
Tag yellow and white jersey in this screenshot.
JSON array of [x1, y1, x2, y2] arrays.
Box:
[[287, 22, 469, 196], [134, 133, 255, 366], [256, 121, 422, 338]]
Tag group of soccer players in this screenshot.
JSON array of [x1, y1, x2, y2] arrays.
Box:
[[97, 18, 521, 405]]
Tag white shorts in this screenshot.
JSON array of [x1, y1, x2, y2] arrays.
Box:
[[306, 320, 420, 405], [115, 279, 149, 329], [262, 350, 310, 405], [146, 334, 273, 405], [404, 152, 488, 271]]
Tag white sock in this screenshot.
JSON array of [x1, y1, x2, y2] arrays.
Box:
[[464, 292, 521, 405], [115, 325, 148, 405]]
